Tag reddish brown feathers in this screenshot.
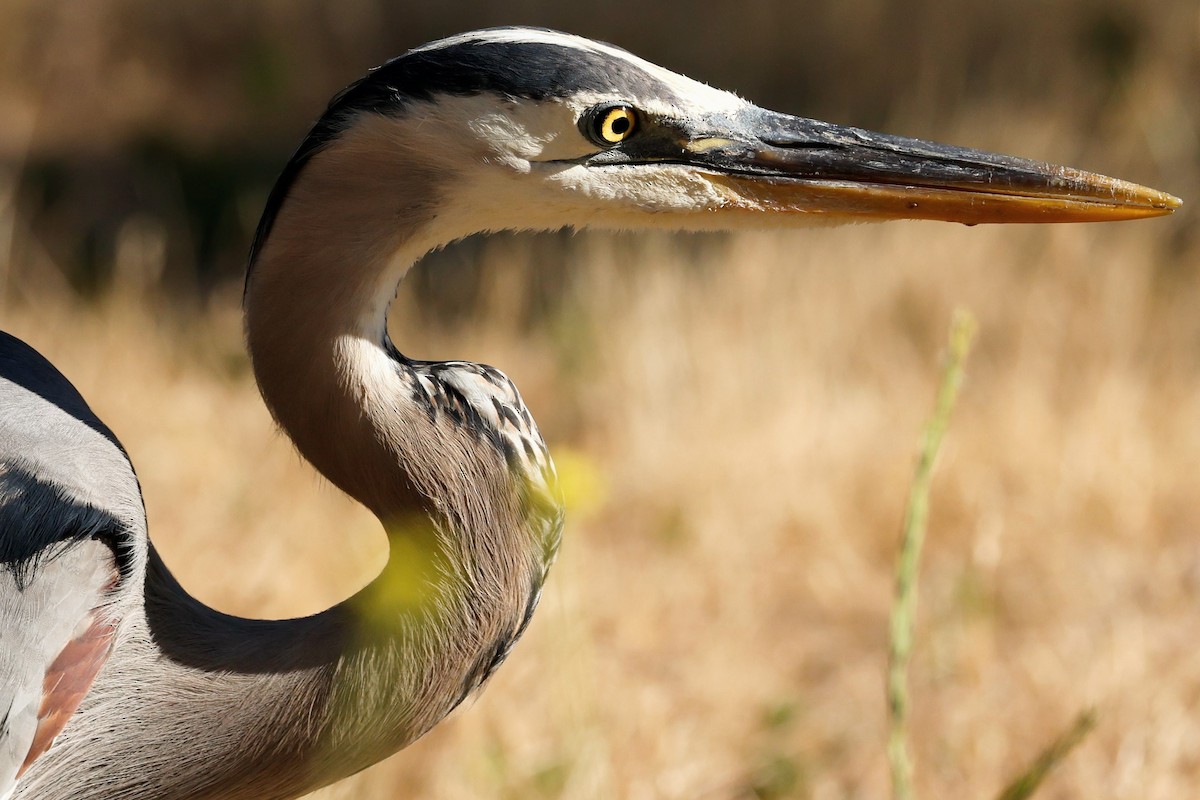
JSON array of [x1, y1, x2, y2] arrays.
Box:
[[17, 615, 115, 778]]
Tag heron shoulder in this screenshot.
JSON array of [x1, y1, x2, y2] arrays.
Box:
[[0, 332, 144, 532]]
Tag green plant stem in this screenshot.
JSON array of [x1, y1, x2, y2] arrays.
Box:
[[995, 709, 1098, 800], [887, 309, 978, 800]]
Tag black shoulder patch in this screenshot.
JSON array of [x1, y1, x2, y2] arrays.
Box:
[[0, 466, 130, 590]]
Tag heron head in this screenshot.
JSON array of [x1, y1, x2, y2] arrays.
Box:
[[251, 27, 1179, 265]]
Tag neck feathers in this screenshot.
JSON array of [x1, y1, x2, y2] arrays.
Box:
[[245, 113, 438, 510], [241, 111, 563, 769]]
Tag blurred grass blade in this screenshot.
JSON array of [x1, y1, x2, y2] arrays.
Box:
[[995, 709, 1098, 800], [887, 309, 978, 800]]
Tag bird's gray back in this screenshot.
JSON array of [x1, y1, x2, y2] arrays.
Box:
[[0, 333, 142, 513], [0, 331, 146, 798]]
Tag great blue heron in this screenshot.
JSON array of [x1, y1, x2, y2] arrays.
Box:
[[0, 26, 1179, 800]]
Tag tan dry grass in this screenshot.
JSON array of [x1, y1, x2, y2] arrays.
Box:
[[3, 220, 1197, 799]]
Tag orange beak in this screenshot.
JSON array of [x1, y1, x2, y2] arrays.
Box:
[[681, 109, 1181, 224]]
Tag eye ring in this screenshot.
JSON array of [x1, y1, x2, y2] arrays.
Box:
[[584, 103, 638, 146]]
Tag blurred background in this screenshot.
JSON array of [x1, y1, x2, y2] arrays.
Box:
[[1, 1, 1197, 798]]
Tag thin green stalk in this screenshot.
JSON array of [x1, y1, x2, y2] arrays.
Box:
[[995, 709, 1098, 800], [887, 309, 978, 800]]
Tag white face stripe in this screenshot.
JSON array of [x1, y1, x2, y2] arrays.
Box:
[[408, 27, 746, 115]]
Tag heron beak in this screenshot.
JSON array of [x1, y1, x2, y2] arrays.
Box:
[[689, 109, 1181, 223]]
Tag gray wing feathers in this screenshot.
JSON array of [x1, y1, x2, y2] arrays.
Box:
[[0, 540, 116, 798], [0, 332, 145, 796]]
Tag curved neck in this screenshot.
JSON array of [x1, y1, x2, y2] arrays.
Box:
[[244, 115, 443, 513], [215, 123, 547, 792]]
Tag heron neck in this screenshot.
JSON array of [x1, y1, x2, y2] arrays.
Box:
[[239, 134, 545, 777], [243, 120, 449, 512]]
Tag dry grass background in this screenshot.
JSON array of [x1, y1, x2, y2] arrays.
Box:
[[2, 1, 1198, 798], [5, 218, 1198, 799]]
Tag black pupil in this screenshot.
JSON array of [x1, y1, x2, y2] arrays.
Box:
[[609, 114, 630, 135]]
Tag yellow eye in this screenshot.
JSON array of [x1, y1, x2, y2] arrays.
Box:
[[590, 104, 637, 145]]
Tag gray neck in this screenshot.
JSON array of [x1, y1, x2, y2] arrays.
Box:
[[240, 118, 548, 763]]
